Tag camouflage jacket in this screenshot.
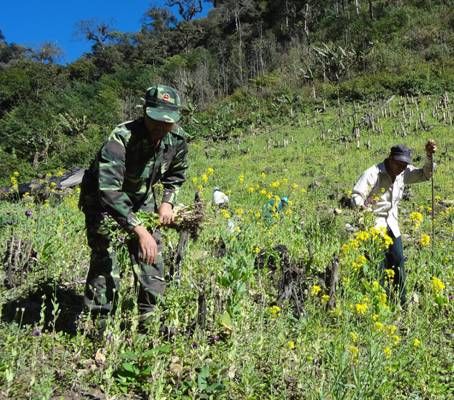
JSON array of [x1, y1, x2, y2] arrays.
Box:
[[81, 118, 188, 231]]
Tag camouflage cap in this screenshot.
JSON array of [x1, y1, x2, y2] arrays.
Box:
[[145, 85, 182, 123]]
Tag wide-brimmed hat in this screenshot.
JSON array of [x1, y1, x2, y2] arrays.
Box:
[[145, 85, 181, 123], [389, 144, 412, 164]]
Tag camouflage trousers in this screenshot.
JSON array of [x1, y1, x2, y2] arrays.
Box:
[[83, 212, 165, 320]]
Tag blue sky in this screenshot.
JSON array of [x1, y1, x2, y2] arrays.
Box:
[[0, 1, 211, 64]]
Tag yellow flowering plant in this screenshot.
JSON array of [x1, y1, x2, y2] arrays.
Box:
[[430, 276, 447, 306], [419, 233, 431, 247], [409, 211, 423, 229]]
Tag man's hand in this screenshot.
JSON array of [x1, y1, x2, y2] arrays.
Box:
[[133, 225, 157, 264], [159, 202, 174, 225], [425, 139, 437, 158]]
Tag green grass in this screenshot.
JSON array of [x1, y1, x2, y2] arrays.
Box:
[[0, 95, 452, 399]]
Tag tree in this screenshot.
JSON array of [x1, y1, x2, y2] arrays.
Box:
[[142, 7, 177, 33], [75, 19, 117, 52], [166, 0, 204, 21], [218, 0, 256, 85], [32, 42, 63, 64], [0, 31, 29, 65]]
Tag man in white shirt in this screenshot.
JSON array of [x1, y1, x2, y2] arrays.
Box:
[[351, 140, 436, 304]]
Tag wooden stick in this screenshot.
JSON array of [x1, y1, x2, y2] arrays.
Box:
[[431, 155, 435, 256]]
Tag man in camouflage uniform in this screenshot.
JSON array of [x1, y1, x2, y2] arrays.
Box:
[[79, 85, 188, 324]]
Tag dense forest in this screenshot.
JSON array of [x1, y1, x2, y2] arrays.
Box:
[[1, 0, 453, 183]]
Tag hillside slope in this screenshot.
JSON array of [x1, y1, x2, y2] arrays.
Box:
[[0, 95, 452, 399]]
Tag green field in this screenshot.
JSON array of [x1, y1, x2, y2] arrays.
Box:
[[0, 95, 453, 399]]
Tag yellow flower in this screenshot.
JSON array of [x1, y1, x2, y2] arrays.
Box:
[[192, 177, 199, 184], [201, 174, 209, 184], [287, 340, 295, 350], [370, 227, 393, 248], [206, 167, 214, 176], [268, 305, 281, 317], [378, 292, 388, 306], [247, 186, 255, 193], [341, 243, 350, 254], [391, 335, 401, 346], [354, 303, 368, 316], [310, 285, 322, 296], [355, 231, 370, 242], [238, 174, 245, 184], [350, 332, 359, 343], [374, 322, 384, 332], [221, 209, 231, 219], [431, 277, 445, 293], [419, 233, 431, 247], [342, 276, 351, 287], [381, 233, 393, 248], [384, 269, 395, 280], [352, 255, 367, 271], [253, 246, 261, 254], [412, 338, 421, 348], [348, 345, 359, 362], [372, 281, 380, 291], [235, 208, 244, 217], [10, 179, 18, 191], [341, 239, 360, 255], [386, 325, 397, 336], [357, 255, 367, 265], [260, 189, 267, 196], [409, 211, 423, 228], [321, 294, 330, 304], [383, 346, 392, 359]]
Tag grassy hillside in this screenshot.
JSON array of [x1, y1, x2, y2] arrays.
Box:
[[0, 95, 452, 399], [1, 1, 454, 184]]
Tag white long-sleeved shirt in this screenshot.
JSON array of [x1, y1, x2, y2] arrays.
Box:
[[352, 157, 434, 237]]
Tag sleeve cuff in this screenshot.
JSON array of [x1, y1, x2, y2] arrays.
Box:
[[351, 194, 365, 208], [125, 212, 142, 231], [162, 190, 176, 206]]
